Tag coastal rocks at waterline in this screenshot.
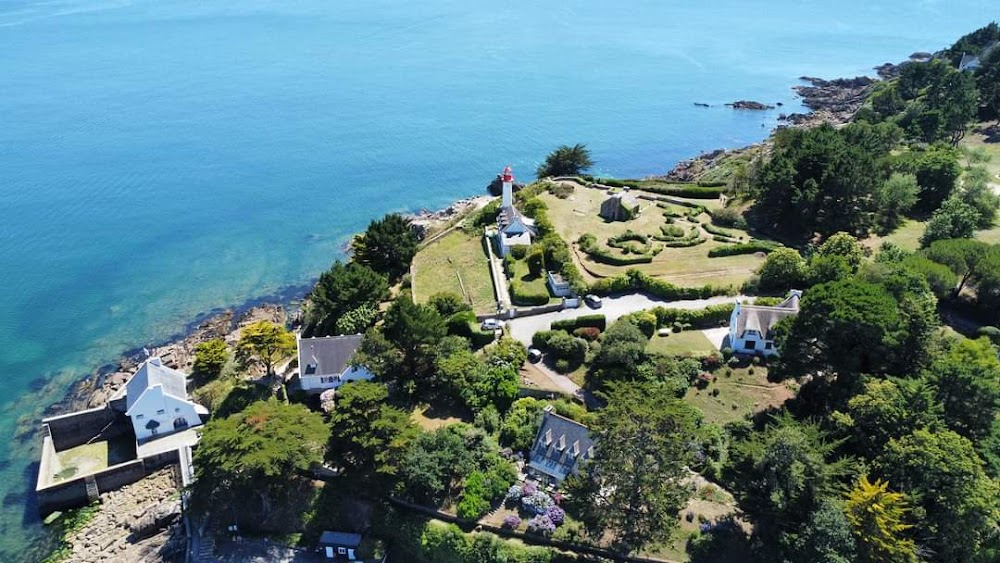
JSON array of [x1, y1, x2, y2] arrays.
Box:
[[725, 100, 776, 111], [407, 196, 492, 238], [61, 469, 184, 563]]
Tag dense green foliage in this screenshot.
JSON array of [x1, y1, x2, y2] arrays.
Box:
[[192, 338, 229, 381], [192, 399, 329, 520], [352, 213, 421, 280], [567, 382, 701, 555], [306, 260, 388, 336], [327, 381, 417, 479], [235, 320, 296, 376], [535, 143, 594, 178]]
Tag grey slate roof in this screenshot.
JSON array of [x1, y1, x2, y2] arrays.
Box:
[[528, 409, 594, 482], [298, 335, 364, 377], [126, 357, 189, 411], [734, 293, 800, 338], [319, 531, 362, 547]]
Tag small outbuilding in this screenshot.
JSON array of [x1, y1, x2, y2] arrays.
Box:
[[599, 192, 640, 221], [320, 531, 363, 561]]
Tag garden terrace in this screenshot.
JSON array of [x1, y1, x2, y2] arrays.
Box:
[[537, 184, 774, 288]]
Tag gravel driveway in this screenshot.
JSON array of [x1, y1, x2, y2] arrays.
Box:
[[506, 293, 744, 346]]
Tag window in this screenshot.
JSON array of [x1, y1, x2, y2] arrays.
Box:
[[744, 340, 757, 350], [136, 414, 144, 420], [156, 409, 166, 415], [338, 547, 347, 555], [765, 342, 773, 350]]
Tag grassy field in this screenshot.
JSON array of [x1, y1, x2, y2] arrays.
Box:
[[540, 187, 766, 288], [412, 230, 497, 315], [871, 218, 927, 252], [52, 437, 134, 482], [410, 403, 468, 431], [647, 330, 717, 357], [684, 366, 794, 426]]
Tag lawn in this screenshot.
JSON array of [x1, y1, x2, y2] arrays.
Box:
[[410, 403, 468, 431], [684, 366, 794, 426], [870, 218, 927, 252], [52, 437, 135, 482], [539, 187, 767, 288], [412, 230, 497, 315], [647, 330, 717, 357]]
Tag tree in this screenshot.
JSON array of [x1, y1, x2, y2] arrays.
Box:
[[919, 197, 980, 247], [794, 501, 858, 563], [327, 381, 416, 478], [724, 415, 853, 551], [427, 292, 471, 317], [335, 303, 379, 335], [192, 399, 329, 520], [499, 397, 545, 452], [922, 237, 991, 295], [958, 166, 1000, 228], [836, 378, 942, 457], [569, 382, 700, 555], [775, 279, 906, 389], [815, 232, 866, 272], [878, 429, 999, 562], [908, 148, 961, 213], [978, 43, 1000, 121], [306, 260, 388, 336], [922, 60, 978, 145], [756, 247, 808, 292], [844, 477, 918, 563], [874, 173, 919, 231], [535, 143, 593, 178], [352, 213, 420, 280], [590, 317, 649, 387], [236, 321, 295, 376], [924, 336, 1000, 442], [192, 338, 229, 381], [381, 299, 447, 396]]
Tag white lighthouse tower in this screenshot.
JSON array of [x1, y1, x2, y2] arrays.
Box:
[[501, 165, 514, 209]]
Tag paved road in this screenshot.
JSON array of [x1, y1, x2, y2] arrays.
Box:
[[507, 293, 745, 346]]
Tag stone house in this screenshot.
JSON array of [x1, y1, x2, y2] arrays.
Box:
[[526, 406, 594, 486], [297, 334, 373, 393]]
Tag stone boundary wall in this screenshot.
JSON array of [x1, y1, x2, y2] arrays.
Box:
[[43, 405, 129, 451]]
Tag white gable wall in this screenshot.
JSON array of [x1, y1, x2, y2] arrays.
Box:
[[301, 365, 374, 392], [127, 385, 202, 442]]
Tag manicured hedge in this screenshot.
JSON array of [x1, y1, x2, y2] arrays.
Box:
[[661, 237, 707, 248], [651, 303, 735, 328], [696, 181, 728, 188], [551, 314, 607, 332], [589, 269, 732, 299], [578, 233, 657, 265], [641, 185, 724, 199], [702, 222, 739, 238], [510, 280, 549, 306], [707, 241, 780, 257]]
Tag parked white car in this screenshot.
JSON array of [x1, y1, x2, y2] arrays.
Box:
[[584, 294, 603, 308], [481, 318, 503, 331]]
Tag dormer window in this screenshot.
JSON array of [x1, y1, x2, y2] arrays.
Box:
[[587, 446, 595, 459], [571, 440, 580, 456], [557, 435, 566, 451], [544, 429, 552, 446]]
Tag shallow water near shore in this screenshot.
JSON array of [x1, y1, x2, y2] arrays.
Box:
[[0, 0, 996, 559]]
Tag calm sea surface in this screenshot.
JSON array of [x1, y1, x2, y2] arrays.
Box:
[[0, 0, 995, 558]]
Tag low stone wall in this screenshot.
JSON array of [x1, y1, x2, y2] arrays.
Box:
[[43, 406, 130, 451]]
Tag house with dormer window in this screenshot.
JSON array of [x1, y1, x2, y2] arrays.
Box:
[[727, 290, 802, 356], [296, 334, 374, 392], [527, 406, 594, 485]]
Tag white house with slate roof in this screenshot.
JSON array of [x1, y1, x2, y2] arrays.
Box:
[[125, 357, 207, 443], [297, 334, 373, 392], [527, 406, 595, 486], [728, 290, 802, 356]]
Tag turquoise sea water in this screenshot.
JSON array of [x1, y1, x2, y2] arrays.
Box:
[[0, 0, 996, 559]]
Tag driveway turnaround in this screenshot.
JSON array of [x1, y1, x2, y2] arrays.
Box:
[[507, 293, 744, 346]]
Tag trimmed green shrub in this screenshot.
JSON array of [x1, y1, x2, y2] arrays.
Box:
[[510, 281, 549, 306], [509, 245, 529, 260], [588, 269, 732, 299], [532, 330, 560, 349], [573, 327, 601, 341], [708, 241, 780, 257], [661, 237, 707, 248], [640, 184, 724, 199], [578, 233, 656, 265], [651, 303, 735, 328], [702, 222, 739, 238], [551, 314, 607, 332]]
